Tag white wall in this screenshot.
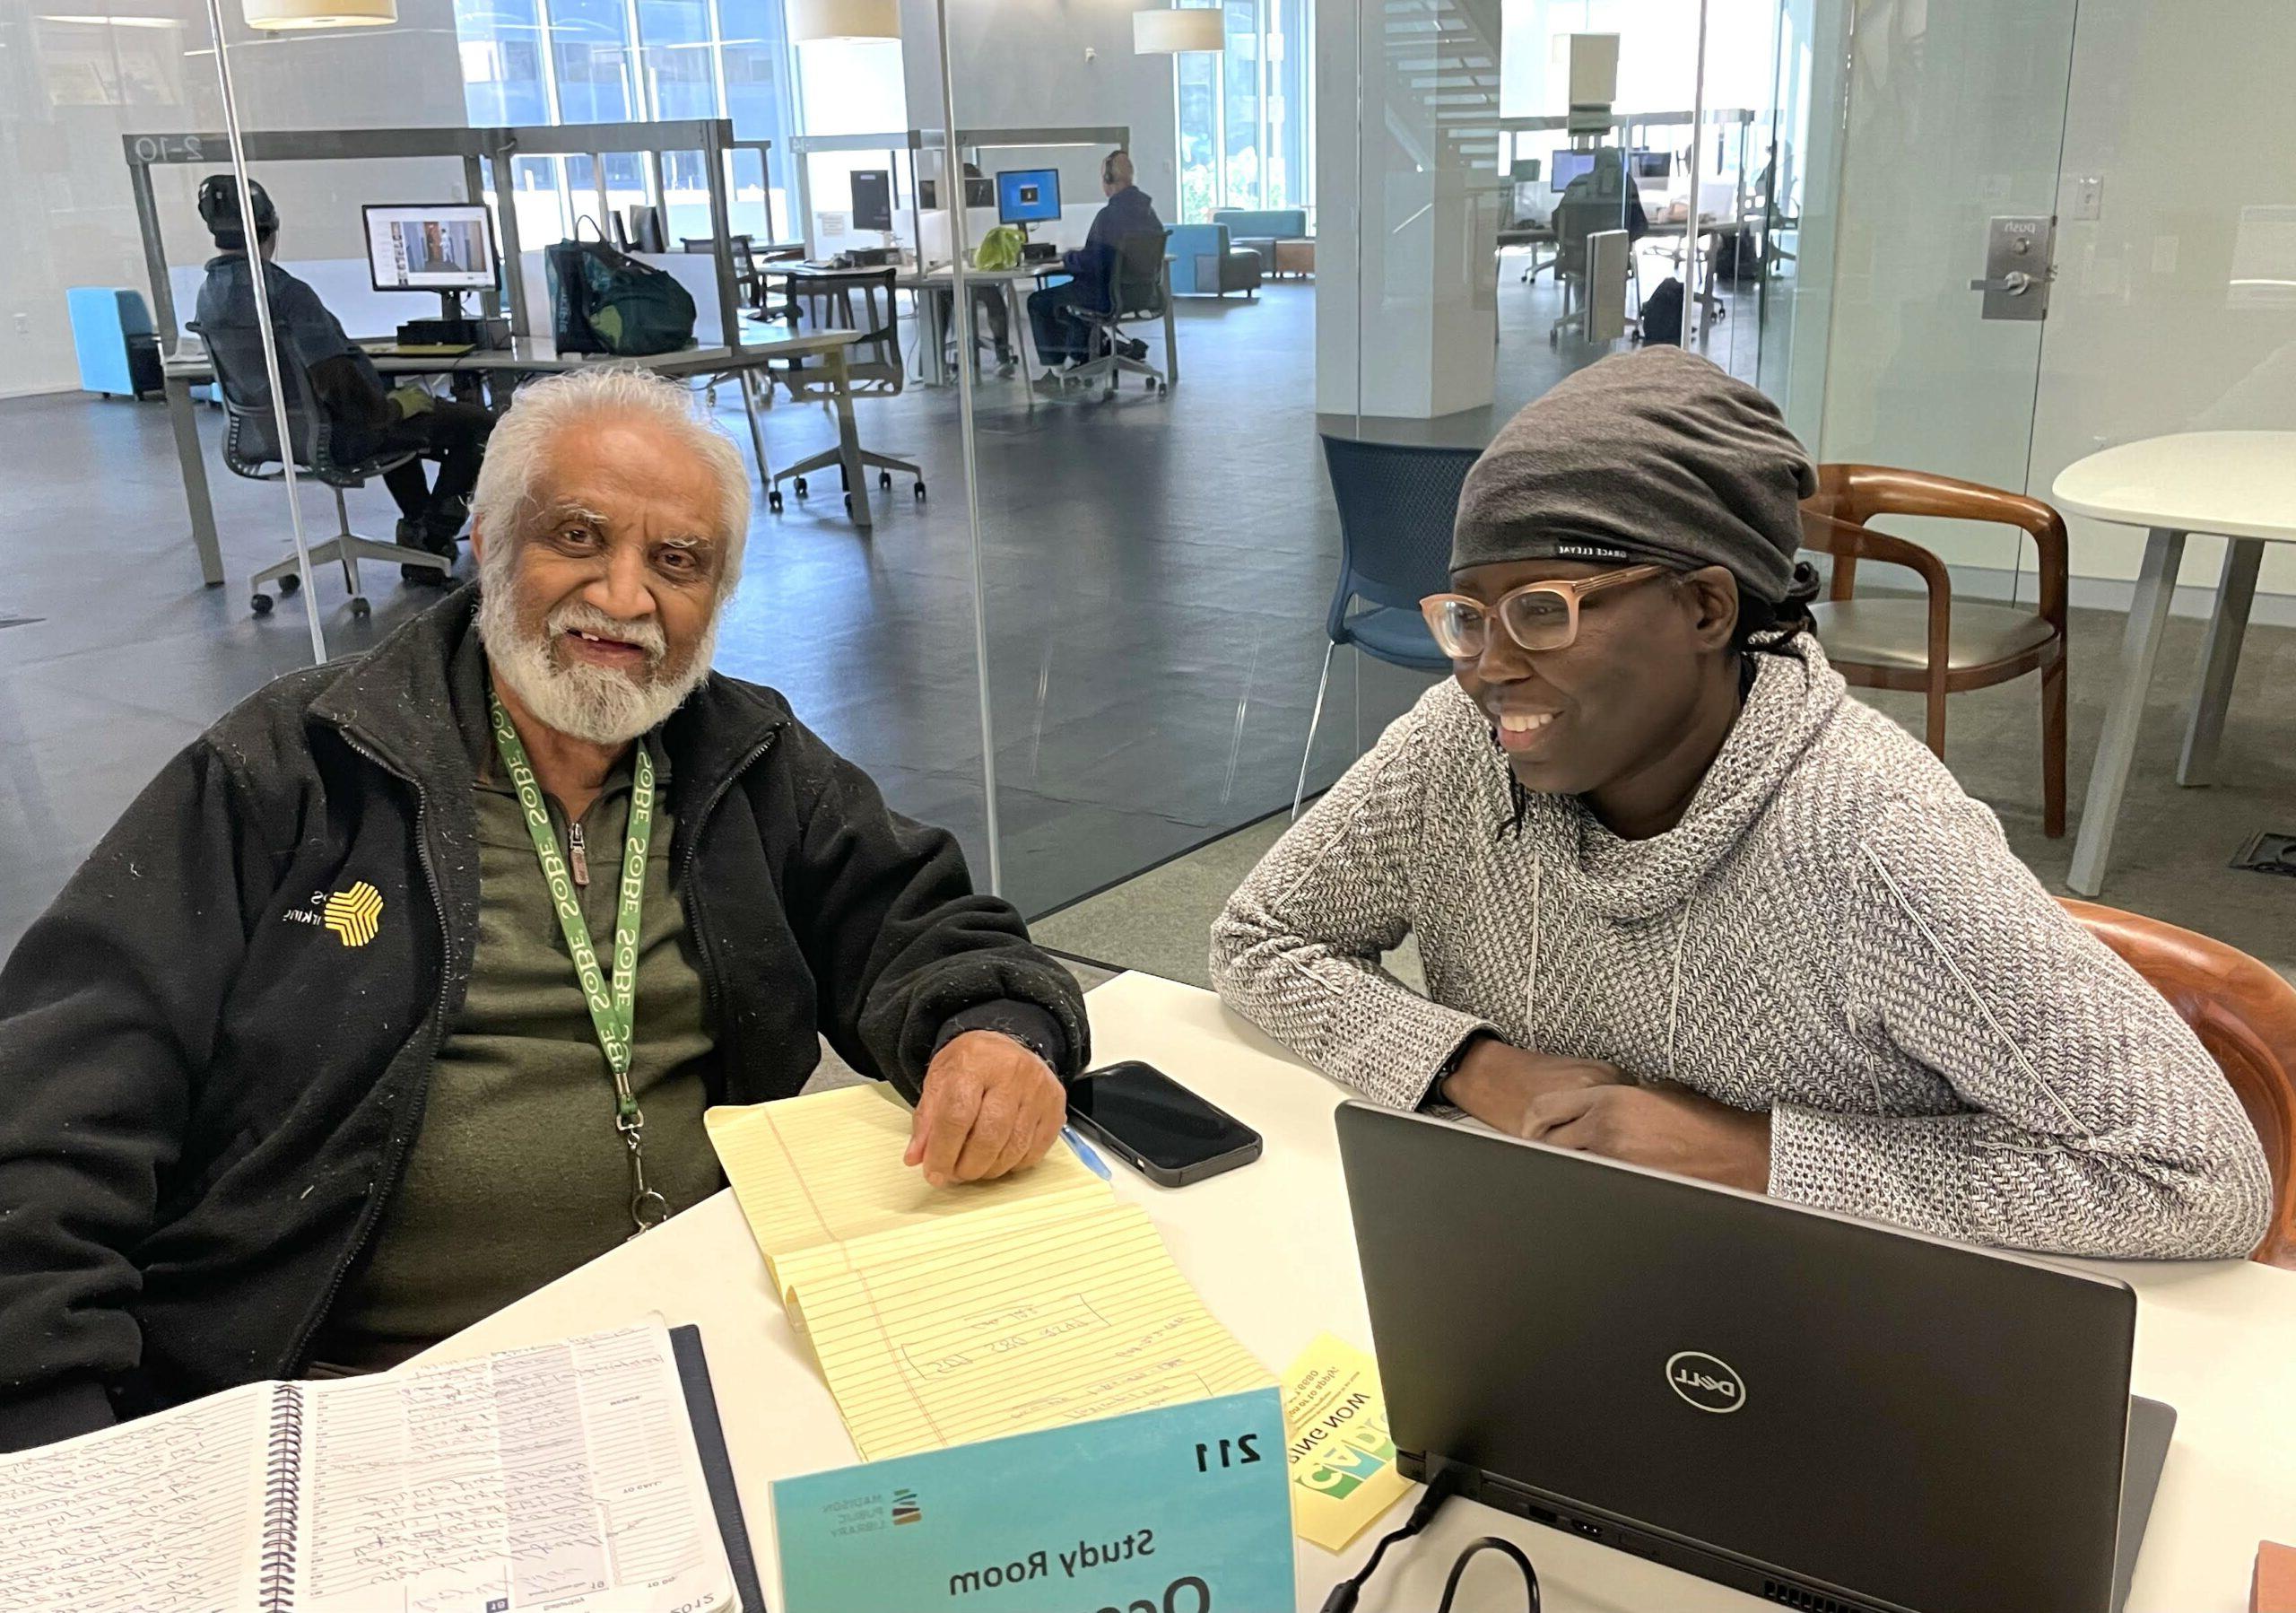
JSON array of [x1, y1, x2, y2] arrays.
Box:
[[895, 0, 1179, 234], [0, 0, 467, 397]]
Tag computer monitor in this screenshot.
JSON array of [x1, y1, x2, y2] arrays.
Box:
[[996, 167, 1062, 227], [851, 169, 894, 234], [1630, 148, 1672, 182], [1549, 149, 1597, 193], [363, 203, 496, 296]]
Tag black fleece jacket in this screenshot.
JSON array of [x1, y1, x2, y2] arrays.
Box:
[[0, 589, 1088, 1451]]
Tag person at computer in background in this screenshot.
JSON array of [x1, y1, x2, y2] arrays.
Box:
[[1211, 346, 2270, 1261], [0, 367, 1086, 1452], [1026, 149, 1163, 371], [193, 174, 492, 574]]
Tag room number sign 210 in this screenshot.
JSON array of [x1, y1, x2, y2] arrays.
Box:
[[1191, 1434, 1263, 1472]]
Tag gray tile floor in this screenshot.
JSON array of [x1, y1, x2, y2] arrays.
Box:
[[5, 269, 1696, 952]]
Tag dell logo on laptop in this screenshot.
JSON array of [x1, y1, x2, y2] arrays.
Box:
[[1665, 1351, 1746, 1414]]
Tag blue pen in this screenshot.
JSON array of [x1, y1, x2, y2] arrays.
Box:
[[1062, 1125, 1112, 1181]]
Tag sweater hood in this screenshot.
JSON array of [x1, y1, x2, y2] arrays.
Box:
[[1512, 636, 1848, 922]]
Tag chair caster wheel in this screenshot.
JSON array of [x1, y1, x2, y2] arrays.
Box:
[[769, 490, 784, 513], [349, 597, 370, 619], [844, 493, 854, 511], [276, 571, 301, 596], [795, 476, 809, 498], [913, 482, 926, 501], [251, 592, 274, 615], [878, 470, 892, 490]]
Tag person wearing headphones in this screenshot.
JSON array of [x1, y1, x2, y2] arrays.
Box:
[[193, 174, 493, 579], [1026, 149, 1164, 377]]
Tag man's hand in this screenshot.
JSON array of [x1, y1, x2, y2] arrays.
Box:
[[904, 1031, 1066, 1188], [1523, 1083, 1772, 1192], [1439, 1034, 1632, 1137]]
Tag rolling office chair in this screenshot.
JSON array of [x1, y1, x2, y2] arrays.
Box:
[[1061, 230, 1175, 397], [193, 319, 449, 618], [1293, 434, 1478, 819], [767, 267, 925, 513]]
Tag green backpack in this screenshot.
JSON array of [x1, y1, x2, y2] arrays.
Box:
[[974, 225, 1025, 272]]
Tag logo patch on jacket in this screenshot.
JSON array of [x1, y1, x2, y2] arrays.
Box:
[[284, 881, 385, 946]]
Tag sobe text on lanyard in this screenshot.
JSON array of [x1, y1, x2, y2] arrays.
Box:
[[490, 692, 670, 1236]]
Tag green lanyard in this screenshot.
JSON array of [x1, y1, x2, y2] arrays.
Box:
[[489, 693, 670, 1235]]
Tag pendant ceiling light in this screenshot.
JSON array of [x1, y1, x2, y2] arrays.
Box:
[[787, 0, 900, 42], [1132, 5, 1223, 53], [241, 0, 396, 26]]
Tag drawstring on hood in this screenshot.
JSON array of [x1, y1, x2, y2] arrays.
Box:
[[1502, 636, 1845, 1069]]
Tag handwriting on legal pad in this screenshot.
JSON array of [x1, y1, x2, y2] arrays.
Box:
[[707, 1086, 1269, 1464], [706, 1082, 1106, 1295]]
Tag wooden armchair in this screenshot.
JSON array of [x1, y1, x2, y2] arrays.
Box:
[[2062, 899, 2296, 1269], [1801, 464, 2070, 835]]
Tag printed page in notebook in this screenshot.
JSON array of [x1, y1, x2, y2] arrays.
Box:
[[791, 1199, 1273, 1462], [0, 1380, 273, 1613], [293, 1321, 735, 1613], [705, 1083, 1106, 1292]]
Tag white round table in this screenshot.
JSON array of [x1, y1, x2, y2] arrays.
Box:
[[2051, 430, 2296, 895]]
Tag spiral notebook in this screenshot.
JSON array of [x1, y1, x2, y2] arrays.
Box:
[[0, 1321, 761, 1613]]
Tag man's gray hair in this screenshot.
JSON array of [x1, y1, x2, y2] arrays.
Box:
[[470, 366, 752, 595]]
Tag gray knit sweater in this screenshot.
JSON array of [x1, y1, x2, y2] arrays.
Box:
[[1211, 640, 2270, 1260]]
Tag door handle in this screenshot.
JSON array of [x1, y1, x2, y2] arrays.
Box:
[[1970, 270, 2035, 295]]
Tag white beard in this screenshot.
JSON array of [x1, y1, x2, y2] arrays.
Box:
[[477, 585, 717, 745]]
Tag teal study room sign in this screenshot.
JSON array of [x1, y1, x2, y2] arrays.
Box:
[[773, 1389, 1296, 1612]]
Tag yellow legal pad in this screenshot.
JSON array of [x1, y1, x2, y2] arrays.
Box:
[[705, 1086, 1271, 1462]]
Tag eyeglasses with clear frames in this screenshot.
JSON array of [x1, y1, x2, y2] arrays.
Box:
[[1420, 563, 1671, 658]]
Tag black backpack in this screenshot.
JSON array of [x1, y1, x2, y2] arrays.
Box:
[[546, 232, 697, 356], [1640, 276, 1685, 345]]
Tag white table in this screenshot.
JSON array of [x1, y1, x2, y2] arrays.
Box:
[[2055, 431, 2296, 894], [418, 972, 2296, 1612], [161, 323, 874, 583]]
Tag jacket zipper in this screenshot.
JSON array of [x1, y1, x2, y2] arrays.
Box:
[[677, 728, 779, 1072], [283, 731, 455, 1376], [569, 822, 589, 887]]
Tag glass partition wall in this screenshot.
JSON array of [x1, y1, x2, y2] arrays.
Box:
[[9, 0, 2284, 969]]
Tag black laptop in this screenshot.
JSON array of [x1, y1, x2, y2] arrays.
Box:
[[1335, 1103, 2175, 1613]]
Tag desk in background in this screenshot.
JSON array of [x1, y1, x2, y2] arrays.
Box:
[[161, 323, 875, 585], [419, 970, 2296, 1613], [2056, 431, 2296, 894]]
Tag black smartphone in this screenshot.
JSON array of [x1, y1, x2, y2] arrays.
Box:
[[1066, 1061, 1262, 1188]]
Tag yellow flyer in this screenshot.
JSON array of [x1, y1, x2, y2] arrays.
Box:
[[1281, 1331, 1413, 1551]]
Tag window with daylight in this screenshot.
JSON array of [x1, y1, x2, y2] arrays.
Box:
[[1175, 0, 1314, 222], [453, 0, 797, 247]]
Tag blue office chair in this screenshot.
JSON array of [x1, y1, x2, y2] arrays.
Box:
[[1293, 434, 1481, 819]]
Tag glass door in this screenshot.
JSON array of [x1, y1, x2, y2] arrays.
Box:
[[1805, 0, 2083, 574]]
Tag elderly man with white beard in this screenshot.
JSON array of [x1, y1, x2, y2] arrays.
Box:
[[0, 368, 1090, 1451]]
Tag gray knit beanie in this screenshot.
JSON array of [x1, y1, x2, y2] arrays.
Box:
[[1451, 346, 1817, 604]]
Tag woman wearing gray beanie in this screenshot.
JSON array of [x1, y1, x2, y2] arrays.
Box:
[[1211, 347, 2267, 1260]]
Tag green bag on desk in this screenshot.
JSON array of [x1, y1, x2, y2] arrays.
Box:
[[546, 237, 697, 356], [973, 225, 1024, 272]]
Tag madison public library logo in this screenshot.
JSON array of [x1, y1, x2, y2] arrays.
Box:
[[891, 1488, 923, 1526]]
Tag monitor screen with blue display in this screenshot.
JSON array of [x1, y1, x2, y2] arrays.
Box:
[[1550, 150, 1597, 193], [996, 167, 1062, 225]]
